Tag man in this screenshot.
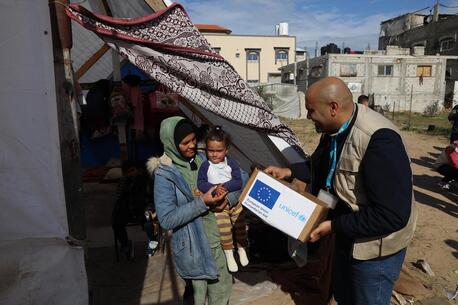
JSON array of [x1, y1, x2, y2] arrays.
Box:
[[449, 103, 458, 143], [266, 77, 416, 305], [357, 94, 369, 107]]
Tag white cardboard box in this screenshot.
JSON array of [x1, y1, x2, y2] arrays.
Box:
[[240, 169, 328, 242]]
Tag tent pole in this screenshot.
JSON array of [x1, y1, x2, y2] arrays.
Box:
[[49, 0, 86, 241], [144, 0, 167, 11], [75, 44, 110, 80]]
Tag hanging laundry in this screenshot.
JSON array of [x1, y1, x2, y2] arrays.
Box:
[[122, 75, 144, 132]]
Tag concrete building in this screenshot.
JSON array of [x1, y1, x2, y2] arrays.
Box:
[[305, 46, 456, 112], [378, 6, 458, 106], [196, 24, 296, 85], [279, 57, 308, 93]]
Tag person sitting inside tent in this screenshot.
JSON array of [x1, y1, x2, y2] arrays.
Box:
[[112, 160, 151, 259]]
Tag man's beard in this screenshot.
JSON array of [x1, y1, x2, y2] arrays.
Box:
[[314, 123, 324, 133]]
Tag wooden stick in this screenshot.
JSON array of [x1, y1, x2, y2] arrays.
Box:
[[144, 0, 167, 12], [75, 44, 110, 80]]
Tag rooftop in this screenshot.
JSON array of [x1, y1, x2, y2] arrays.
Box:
[[195, 24, 232, 34]]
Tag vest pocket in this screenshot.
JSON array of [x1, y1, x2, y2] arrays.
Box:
[[336, 158, 359, 190]]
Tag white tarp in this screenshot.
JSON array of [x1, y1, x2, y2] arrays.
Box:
[[258, 84, 301, 119], [0, 1, 88, 304]]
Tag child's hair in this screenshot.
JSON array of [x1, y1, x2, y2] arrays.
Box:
[[206, 126, 231, 147]]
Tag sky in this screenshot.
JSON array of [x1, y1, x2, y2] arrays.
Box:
[[179, 0, 458, 54]]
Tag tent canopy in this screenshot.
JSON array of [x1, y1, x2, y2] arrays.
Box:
[[68, 1, 307, 170]]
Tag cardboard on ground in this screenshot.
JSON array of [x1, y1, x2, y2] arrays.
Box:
[[240, 169, 328, 242]]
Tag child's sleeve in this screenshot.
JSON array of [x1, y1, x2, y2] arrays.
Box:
[[223, 158, 243, 192], [197, 161, 215, 193]]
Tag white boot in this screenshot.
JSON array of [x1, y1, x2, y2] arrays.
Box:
[[238, 247, 249, 267], [224, 249, 238, 272]]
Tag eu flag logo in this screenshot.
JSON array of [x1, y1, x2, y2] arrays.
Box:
[[248, 180, 280, 209]]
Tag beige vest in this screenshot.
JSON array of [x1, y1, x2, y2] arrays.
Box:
[[333, 104, 417, 260]]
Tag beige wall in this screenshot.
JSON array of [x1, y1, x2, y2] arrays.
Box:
[[203, 34, 296, 84], [310, 53, 451, 112]]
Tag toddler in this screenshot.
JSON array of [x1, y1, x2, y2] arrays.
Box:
[[197, 127, 249, 272]]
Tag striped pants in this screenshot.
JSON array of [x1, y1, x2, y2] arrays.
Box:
[[215, 202, 247, 250]]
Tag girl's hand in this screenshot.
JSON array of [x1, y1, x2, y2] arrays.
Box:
[[215, 184, 227, 196], [202, 186, 227, 206]]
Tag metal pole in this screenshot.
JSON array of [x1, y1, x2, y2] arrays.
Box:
[[305, 51, 309, 90], [392, 101, 395, 121], [408, 84, 413, 129]]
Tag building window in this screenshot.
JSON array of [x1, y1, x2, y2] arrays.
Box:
[[276, 51, 288, 60], [416, 65, 432, 77], [274, 48, 289, 64], [275, 50, 288, 64], [247, 52, 259, 62], [340, 64, 357, 77], [378, 65, 393, 76], [211, 47, 221, 54], [446, 67, 452, 79], [440, 37, 455, 52]]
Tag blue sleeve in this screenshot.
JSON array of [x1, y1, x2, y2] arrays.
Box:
[[154, 172, 208, 230], [332, 129, 412, 239], [197, 161, 215, 193], [223, 158, 243, 192]]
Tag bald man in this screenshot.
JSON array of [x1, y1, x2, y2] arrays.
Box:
[[266, 77, 416, 305]]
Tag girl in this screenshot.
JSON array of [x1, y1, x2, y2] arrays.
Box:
[[197, 127, 249, 272]]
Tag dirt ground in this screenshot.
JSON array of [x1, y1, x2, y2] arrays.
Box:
[[83, 120, 457, 305]]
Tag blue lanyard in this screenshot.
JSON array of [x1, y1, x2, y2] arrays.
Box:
[[325, 118, 351, 191]]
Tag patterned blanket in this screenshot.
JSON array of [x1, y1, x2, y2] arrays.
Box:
[[66, 3, 303, 150]]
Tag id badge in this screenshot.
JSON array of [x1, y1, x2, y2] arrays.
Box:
[[318, 189, 338, 209]]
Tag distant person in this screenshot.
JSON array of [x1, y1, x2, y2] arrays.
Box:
[[197, 126, 249, 273], [265, 77, 416, 305], [435, 140, 458, 191], [448, 104, 458, 143], [357, 94, 369, 107]]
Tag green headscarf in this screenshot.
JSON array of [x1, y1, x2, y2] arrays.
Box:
[[159, 116, 202, 191]]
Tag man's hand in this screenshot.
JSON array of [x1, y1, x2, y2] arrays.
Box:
[[309, 221, 332, 242], [201, 186, 227, 206], [264, 166, 292, 180]]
